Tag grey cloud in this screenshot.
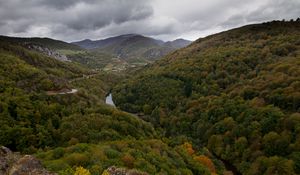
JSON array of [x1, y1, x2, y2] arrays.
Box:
[[37, 0, 99, 10], [0, 0, 153, 39], [0, 0, 299, 41], [246, 0, 300, 22], [218, 0, 300, 29], [62, 1, 153, 31]]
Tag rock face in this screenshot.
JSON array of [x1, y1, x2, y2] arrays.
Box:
[[0, 146, 56, 175], [25, 43, 70, 62]]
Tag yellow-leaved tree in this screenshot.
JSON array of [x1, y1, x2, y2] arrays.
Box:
[[101, 170, 110, 175], [74, 166, 91, 175], [182, 142, 195, 155]]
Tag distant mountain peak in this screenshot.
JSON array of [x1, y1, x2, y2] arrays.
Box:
[[119, 33, 140, 38], [73, 34, 191, 47], [82, 39, 92, 42], [172, 38, 189, 42], [71, 34, 191, 61], [164, 38, 192, 48]]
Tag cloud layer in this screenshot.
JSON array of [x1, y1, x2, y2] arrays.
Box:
[[0, 0, 299, 41]]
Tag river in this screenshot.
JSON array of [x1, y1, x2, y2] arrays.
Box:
[[105, 93, 115, 106]]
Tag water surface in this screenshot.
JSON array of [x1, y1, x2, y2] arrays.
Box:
[[105, 93, 115, 106]]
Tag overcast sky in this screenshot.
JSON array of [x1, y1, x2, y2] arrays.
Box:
[[0, 0, 299, 42]]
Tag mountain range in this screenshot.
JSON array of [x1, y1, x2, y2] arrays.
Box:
[[72, 34, 192, 62], [0, 34, 191, 70]]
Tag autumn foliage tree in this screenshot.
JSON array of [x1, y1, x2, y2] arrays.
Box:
[[194, 155, 216, 173]]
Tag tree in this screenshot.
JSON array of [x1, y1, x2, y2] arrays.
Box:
[[248, 156, 295, 175], [262, 131, 289, 156], [74, 166, 91, 175], [122, 154, 135, 168], [184, 81, 193, 97], [182, 142, 195, 155], [194, 155, 216, 173], [143, 104, 152, 115], [234, 137, 248, 155], [101, 170, 110, 175], [290, 152, 300, 173]]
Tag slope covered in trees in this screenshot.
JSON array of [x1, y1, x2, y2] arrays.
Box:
[[0, 38, 156, 151], [0, 37, 218, 174], [37, 140, 215, 175], [113, 20, 300, 174]]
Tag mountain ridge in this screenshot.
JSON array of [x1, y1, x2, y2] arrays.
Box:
[[72, 34, 191, 49], [0, 35, 82, 51], [72, 34, 192, 62]]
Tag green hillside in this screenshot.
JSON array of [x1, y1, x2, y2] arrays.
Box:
[[0, 37, 216, 174], [113, 20, 300, 174], [0, 38, 156, 148], [37, 140, 214, 175]]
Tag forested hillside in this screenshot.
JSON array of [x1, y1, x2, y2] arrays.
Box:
[[113, 20, 300, 174], [0, 38, 155, 151], [0, 38, 217, 174]]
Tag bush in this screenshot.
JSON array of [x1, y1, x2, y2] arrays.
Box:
[[46, 160, 70, 172], [121, 154, 135, 168], [52, 147, 65, 159], [104, 147, 120, 159], [65, 153, 90, 166]]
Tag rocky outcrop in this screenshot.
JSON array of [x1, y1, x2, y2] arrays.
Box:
[[25, 43, 70, 62], [0, 146, 56, 175], [0, 146, 17, 174]]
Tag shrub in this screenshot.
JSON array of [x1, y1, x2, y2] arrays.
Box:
[[65, 153, 90, 166], [121, 154, 135, 168], [52, 147, 65, 159], [104, 147, 120, 159]]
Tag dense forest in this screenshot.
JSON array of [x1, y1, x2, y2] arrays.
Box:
[[1, 20, 300, 175], [0, 38, 218, 174], [113, 20, 300, 174]]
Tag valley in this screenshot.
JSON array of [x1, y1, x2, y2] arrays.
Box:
[[69, 34, 191, 72], [0, 20, 300, 175]]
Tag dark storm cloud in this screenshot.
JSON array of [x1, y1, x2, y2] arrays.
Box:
[[37, 0, 94, 9], [63, 1, 153, 31], [0, 0, 153, 40], [0, 0, 299, 41]]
